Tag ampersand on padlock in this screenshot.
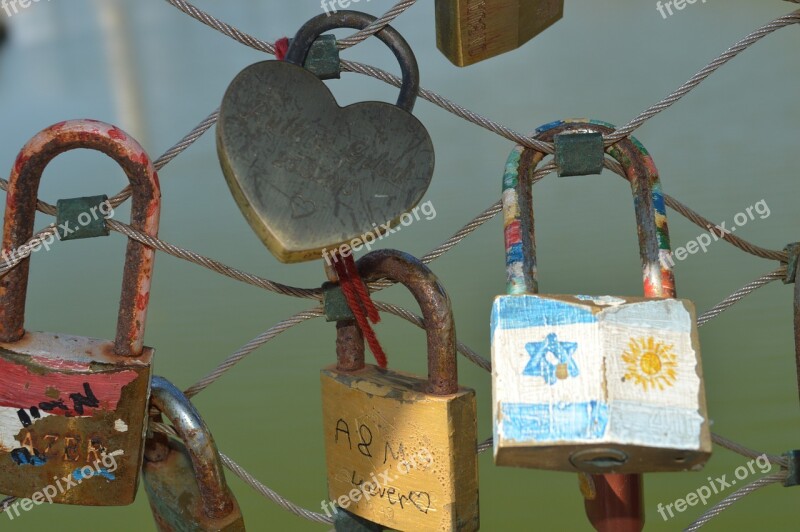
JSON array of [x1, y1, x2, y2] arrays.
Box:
[[0, 120, 160, 505], [491, 119, 712, 528], [321, 250, 479, 531], [217, 11, 435, 263]]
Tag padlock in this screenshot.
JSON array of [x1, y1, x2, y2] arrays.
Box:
[[435, 0, 564, 66], [0, 120, 160, 505], [217, 11, 435, 263], [143, 377, 245, 531], [491, 119, 712, 474], [321, 249, 478, 531]]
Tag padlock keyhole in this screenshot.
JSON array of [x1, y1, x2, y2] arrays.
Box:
[[569, 448, 629, 473]]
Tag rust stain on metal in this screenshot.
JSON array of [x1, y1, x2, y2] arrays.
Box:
[[335, 249, 458, 396], [0, 120, 161, 357]]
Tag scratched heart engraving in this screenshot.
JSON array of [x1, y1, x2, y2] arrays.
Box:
[[217, 60, 435, 263]]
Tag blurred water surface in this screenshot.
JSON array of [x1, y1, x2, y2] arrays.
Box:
[[0, 1, 797, 530]]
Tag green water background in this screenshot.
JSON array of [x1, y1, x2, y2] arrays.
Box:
[[0, 0, 798, 530]]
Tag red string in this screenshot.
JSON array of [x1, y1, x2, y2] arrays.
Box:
[[274, 37, 289, 61], [342, 255, 381, 323], [333, 254, 387, 368]]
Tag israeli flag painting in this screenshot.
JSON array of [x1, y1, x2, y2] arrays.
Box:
[[491, 294, 711, 471], [491, 296, 607, 443]]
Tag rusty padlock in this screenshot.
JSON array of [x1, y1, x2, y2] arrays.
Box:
[[491, 119, 712, 530], [0, 120, 160, 505], [143, 377, 245, 531], [320, 249, 478, 531]]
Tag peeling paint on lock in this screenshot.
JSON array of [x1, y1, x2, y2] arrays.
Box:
[[0, 120, 161, 505]]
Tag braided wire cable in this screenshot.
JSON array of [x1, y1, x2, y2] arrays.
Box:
[[107, 220, 322, 299], [712, 433, 788, 468], [108, 109, 220, 207], [336, 0, 418, 49], [683, 472, 788, 531], [183, 308, 324, 398], [696, 268, 786, 327], [374, 301, 492, 372], [607, 10, 800, 145], [150, 422, 332, 525]]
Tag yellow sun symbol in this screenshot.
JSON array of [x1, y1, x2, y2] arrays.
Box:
[[622, 337, 678, 391]]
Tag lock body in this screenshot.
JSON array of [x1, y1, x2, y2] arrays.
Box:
[[491, 294, 711, 472], [0, 333, 152, 504], [321, 365, 478, 531], [435, 0, 564, 66], [143, 439, 245, 532]]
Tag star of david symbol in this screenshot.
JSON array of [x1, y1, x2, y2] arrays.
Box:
[[523, 332, 580, 385]]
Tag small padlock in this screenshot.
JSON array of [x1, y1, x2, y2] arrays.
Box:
[[217, 11, 435, 263], [435, 0, 564, 66], [491, 119, 712, 474], [143, 377, 245, 531], [321, 250, 479, 531], [0, 120, 160, 505]]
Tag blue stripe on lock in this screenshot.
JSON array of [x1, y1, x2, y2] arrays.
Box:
[[491, 296, 598, 334], [500, 401, 609, 442]]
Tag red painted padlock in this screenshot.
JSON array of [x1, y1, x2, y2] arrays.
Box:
[[0, 120, 160, 505]]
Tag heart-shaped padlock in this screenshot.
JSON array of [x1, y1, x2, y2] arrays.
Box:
[[217, 11, 435, 263]]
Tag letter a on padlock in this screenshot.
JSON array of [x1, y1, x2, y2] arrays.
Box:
[[320, 250, 479, 531], [143, 377, 245, 531], [0, 120, 160, 505], [491, 119, 711, 474]]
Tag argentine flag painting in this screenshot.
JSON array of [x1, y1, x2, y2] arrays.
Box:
[[491, 294, 712, 472]]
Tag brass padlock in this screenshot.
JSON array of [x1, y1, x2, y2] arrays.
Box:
[[491, 119, 711, 474], [0, 120, 161, 505], [143, 377, 245, 531], [435, 0, 564, 66], [321, 249, 479, 531]]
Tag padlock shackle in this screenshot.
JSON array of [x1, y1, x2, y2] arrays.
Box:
[[0, 120, 161, 356], [285, 11, 420, 113], [149, 377, 236, 521], [336, 249, 459, 395], [503, 119, 676, 299]]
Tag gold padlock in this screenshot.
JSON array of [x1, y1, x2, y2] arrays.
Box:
[[435, 0, 564, 66], [320, 250, 479, 531]]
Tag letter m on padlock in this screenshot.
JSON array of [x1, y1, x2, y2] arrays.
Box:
[[0, 120, 161, 505]]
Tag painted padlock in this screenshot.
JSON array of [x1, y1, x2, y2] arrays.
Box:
[[143, 377, 245, 531], [321, 250, 478, 531], [217, 11, 434, 263], [491, 119, 712, 473], [435, 0, 564, 67], [0, 120, 160, 505]]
